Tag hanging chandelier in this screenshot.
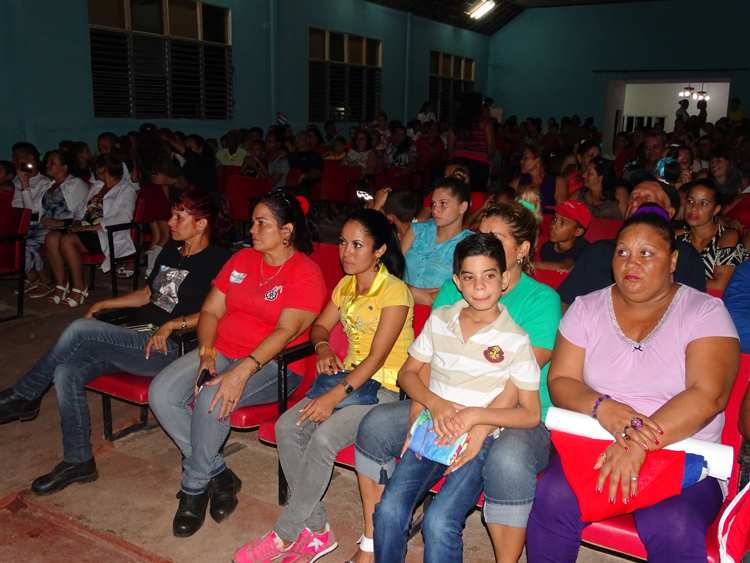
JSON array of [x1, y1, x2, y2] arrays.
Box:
[[678, 83, 710, 101]]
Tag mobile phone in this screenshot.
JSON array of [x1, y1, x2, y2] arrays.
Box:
[[21, 162, 33, 172], [196, 369, 213, 390], [356, 190, 374, 201]]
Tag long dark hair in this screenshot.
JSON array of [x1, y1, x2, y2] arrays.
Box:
[[453, 91, 484, 138], [589, 156, 617, 201], [346, 208, 405, 279], [173, 188, 231, 247], [257, 189, 314, 254]]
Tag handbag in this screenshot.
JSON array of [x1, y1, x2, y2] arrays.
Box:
[[306, 371, 381, 410], [407, 409, 469, 466]]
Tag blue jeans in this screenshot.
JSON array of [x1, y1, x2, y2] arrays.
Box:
[[373, 438, 493, 563], [356, 401, 551, 528], [148, 349, 301, 494], [12, 318, 179, 463]]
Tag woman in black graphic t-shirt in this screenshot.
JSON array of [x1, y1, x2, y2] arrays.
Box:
[[0, 189, 230, 497]]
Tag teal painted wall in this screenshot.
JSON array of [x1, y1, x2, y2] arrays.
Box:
[[1, 0, 489, 153], [487, 0, 750, 126]]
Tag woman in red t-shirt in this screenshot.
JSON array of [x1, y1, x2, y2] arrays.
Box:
[[149, 190, 327, 538]]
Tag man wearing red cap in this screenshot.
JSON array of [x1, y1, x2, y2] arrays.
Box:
[[537, 200, 592, 272]]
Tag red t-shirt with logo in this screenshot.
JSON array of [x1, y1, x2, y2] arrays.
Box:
[[212, 249, 327, 359]]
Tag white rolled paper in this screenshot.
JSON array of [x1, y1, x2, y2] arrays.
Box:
[[545, 407, 734, 481]]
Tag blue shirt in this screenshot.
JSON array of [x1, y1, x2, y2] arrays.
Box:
[[725, 261, 750, 354], [404, 220, 472, 289]]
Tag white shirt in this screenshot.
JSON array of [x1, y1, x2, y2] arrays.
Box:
[[12, 173, 53, 215], [86, 178, 137, 271]]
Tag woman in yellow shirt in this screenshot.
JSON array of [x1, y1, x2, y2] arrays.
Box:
[[234, 209, 414, 562]]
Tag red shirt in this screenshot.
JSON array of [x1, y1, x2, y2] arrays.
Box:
[[212, 249, 327, 359]]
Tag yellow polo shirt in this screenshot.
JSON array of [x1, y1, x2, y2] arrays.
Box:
[[331, 264, 414, 391]]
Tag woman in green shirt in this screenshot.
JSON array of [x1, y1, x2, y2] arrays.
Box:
[[350, 202, 561, 563]]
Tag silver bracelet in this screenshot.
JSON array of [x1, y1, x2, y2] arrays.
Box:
[[314, 341, 329, 353]]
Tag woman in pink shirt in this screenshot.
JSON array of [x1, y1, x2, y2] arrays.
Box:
[[526, 207, 739, 563]]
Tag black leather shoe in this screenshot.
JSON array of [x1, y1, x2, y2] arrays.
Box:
[[173, 491, 209, 537], [208, 467, 242, 523], [31, 459, 98, 495], [0, 388, 42, 424]]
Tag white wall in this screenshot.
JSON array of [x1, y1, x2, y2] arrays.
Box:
[[623, 81, 730, 132]]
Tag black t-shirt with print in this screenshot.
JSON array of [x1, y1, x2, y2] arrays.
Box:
[[132, 240, 231, 326], [540, 237, 589, 263]]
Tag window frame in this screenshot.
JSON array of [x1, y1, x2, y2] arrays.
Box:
[[429, 50, 475, 122], [88, 0, 232, 119], [308, 27, 382, 123]]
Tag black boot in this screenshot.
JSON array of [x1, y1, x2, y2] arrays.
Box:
[[173, 490, 209, 537], [208, 467, 242, 523], [31, 459, 98, 495], [0, 388, 42, 424]]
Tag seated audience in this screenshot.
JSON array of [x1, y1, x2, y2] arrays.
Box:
[[344, 129, 379, 176], [324, 136, 348, 161], [558, 179, 706, 305], [384, 125, 417, 172], [264, 130, 290, 188], [560, 140, 601, 193], [166, 134, 217, 193], [677, 179, 746, 291], [511, 143, 567, 213], [447, 92, 495, 192], [28, 151, 89, 299], [216, 130, 247, 167], [416, 101, 437, 124], [577, 156, 625, 219], [241, 140, 266, 177], [0, 189, 229, 494], [402, 177, 473, 305], [71, 142, 94, 181], [352, 202, 560, 563], [50, 155, 137, 307], [710, 144, 743, 201], [374, 233, 541, 563], [382, 189, 419, 241], [725, 261, 750, 354], [415, 120, 447, 183], [526, 211, 739, 563], [537, 200, 591, 272], [289, 131, 323, 196], [234, 209, 412, 562], [623, 130, 666, 185], [149, 191, 326, 538]]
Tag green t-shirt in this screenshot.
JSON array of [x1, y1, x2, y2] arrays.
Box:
[[433, 273, 562, 419]]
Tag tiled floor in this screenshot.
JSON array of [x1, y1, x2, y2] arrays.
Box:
[[0, 275, 622, 562]]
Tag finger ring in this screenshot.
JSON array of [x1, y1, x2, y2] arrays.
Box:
[[630, 417, 644, 429], [630, 475, 638, 481]]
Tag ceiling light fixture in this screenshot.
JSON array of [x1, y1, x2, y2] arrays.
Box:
[[468, 0, 496, 20], [678, 84, 695, 98]]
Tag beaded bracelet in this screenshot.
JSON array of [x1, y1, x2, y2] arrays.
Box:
[[248, 354, 262, 373], [591, 394, 611, 419]]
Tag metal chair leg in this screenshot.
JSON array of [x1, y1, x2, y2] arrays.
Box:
[[102, 396, 113, 441]]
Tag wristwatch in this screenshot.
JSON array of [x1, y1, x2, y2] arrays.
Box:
[[339, 380, 354, 395]]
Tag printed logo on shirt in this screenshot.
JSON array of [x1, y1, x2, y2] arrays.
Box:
[[230, 270, 247, 284], [483, 345, 505, 364], [264, 285, 283, 301], [151, 265, 190, 313]]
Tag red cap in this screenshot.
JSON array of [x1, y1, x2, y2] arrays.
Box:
[[554, 200, 592, 230]]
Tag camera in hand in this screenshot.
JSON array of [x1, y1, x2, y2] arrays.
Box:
[[196, 369, 213, 389]]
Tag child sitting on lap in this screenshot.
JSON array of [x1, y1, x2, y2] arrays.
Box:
[[373, 233, 541, 563]]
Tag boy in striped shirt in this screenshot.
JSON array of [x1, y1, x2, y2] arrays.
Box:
[[373, 233, 541, 563]]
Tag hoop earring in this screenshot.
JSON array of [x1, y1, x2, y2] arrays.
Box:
[[282, 238, 290, 246]]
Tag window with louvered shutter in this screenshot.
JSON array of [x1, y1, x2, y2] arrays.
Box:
[[88, 0, 232, 120], [308, 29, 382, 123], [429, 51, 474, 122]]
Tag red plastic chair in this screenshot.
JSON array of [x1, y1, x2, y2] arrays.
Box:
[[585, 218, 623, 243], [708, 288, 725, 299], [314, 161, 362, 203], [579, 353, 750, 561], [310, 242, 344, 292], [226, 176, 272, 224], [217, 165, 243, 194], [0, 192, 31, 320]]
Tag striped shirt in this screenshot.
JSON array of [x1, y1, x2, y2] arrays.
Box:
[[408, 300, 540, 407]]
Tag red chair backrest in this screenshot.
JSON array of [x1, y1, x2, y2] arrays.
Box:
[[722, 353, 750, 496], [708, 288, 724, 299], [470, 192, 488, 212], [310, 242, 343, 293], [226, 176, 271, 222], [0, 191, 31, 271], [286, 168, 302, 187], [585, 218, 623, 243], [217, 165, 243, 194], [316, 161, 361, 203]]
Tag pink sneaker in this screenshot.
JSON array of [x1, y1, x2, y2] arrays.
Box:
[[280, 525, 338, 562], [233, 530, 291, 563]]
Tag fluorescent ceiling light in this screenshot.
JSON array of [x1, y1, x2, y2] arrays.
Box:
[[468, 0, 496, 20]]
